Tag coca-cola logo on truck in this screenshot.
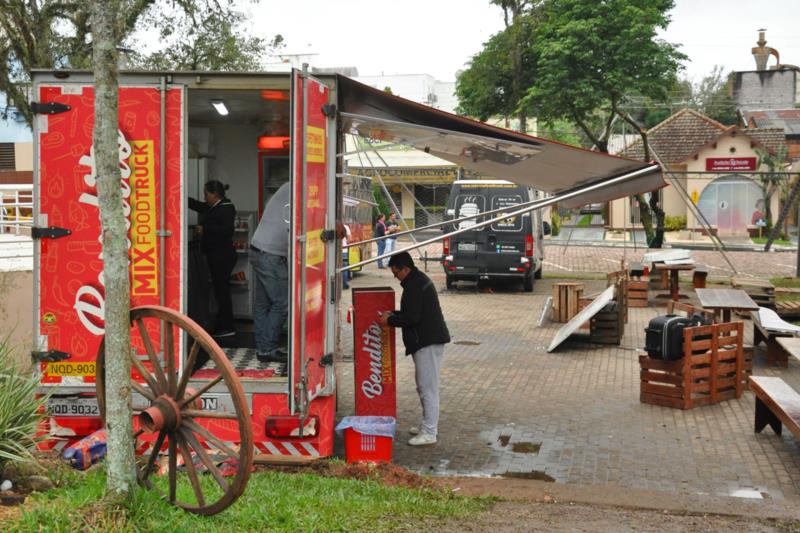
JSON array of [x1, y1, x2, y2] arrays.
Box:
[[360, 321, 393, 399]]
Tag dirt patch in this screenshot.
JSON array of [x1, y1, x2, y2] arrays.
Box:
[[262, 460, 438, 490], [422, 501, 797, 533], [510, 442, 540, 454], [498, 435, 510, 447], [454, 340, 481, 346]]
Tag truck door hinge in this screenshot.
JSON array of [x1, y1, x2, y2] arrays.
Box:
[[321, 103, 337, 118], [31, 350, 70, 363], [31, 101, 71, 115], [319, 353, 334, 367], [31, 226, 71, 240]]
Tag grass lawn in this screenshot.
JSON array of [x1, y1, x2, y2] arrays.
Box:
[[576, 214, 592, 227], [752, 236, 793, 246], [3, 465, 489, 533]]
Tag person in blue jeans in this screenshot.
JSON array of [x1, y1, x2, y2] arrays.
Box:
[[250, 181, 291, 363], [374, 214, 387, 268], [385, 213, 399, 256]]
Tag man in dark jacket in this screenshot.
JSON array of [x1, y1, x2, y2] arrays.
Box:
[[378, 251, 450, 445]]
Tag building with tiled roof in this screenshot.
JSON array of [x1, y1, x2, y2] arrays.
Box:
[[742, 109, 800, 159], [610, 108, 788, 237]]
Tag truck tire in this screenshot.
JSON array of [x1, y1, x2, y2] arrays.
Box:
[[523, 274, 533, 292], [534, 266, 543, 279]]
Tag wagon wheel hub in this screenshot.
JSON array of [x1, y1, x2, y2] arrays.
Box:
[[140, 395, 182, 433]]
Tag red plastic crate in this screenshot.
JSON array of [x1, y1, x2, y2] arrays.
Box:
[[343, 428, 393, 464]]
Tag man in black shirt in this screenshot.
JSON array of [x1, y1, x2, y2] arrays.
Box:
[[378, 251, 450, 445]]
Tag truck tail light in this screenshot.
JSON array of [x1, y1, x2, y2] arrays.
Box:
[[525, 234, 534, 257], [265, 415, 319, 439], [443, 237, 450, 255]]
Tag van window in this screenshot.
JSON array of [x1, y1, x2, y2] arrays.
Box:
[[454, 194, 486, 231], [490, 194, 523, 232]]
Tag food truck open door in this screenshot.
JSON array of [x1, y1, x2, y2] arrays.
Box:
[[288, 69, 335, 419], [34, 80, 185, 440]]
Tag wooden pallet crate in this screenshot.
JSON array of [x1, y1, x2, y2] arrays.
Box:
[[552, 282, 584, 323], [776, 300, 800, 319], [628, 280, 649, 308], [590, 302, 623, 344], [639, 322, 745, 410]]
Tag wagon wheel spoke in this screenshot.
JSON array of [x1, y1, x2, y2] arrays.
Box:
[[165, 321, 177, 396], [129, 347, 163, 397], [140, 429, 167, 483], [182, 418, 239, 459], [176, 340, 200, 400], [136, 318, 168, 393], [131, 380, 156, 402], [176, 432, 205, 507], [180, 427, 230, 492], [179, 374, 224, 408], [168, 433, 178, 503]]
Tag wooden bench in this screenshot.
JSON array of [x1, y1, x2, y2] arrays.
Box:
[[751, 310, 792, 367], [749, 376, 800, 438]]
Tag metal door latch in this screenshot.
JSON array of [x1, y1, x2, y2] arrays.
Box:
[[31, 101, 71, 115]]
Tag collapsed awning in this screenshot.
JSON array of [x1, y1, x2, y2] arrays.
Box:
[[336, 75, 664, 207]]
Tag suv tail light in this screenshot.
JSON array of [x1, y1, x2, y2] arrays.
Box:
[[443, 237, 450, 255], [525, 234, 534, 257]]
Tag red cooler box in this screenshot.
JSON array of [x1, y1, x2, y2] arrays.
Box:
[[352, 287, 397, 417]]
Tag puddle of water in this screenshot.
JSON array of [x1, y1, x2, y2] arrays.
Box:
[[501, 471, 555, 482], [454, 340, 481, 346], [511, 442, 541, 454], [728, 489, 764, 500]]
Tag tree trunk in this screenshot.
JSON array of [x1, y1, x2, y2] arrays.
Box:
[[635, 194, 655, 245], [91, 0, 136, 495]]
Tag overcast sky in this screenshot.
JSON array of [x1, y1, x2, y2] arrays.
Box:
[[247, 0, 800, 83]]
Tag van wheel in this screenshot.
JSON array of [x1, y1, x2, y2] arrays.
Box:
[[446, 275, 455, 290], [534, 266, 543, 280], [523, 275, 533, 292]]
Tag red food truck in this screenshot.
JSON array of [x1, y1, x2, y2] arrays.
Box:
[[30, 68, 664, 485]]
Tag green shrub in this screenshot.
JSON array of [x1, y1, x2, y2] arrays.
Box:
[[0, 338, 47, 464], [664, 215, 687, 231], [550, 211, 561, 236]]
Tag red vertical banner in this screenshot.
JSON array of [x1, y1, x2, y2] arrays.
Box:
[[352, 287, 397, 417]]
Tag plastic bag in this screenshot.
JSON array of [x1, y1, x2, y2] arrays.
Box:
[[335, 416, 396, 438], [62, 429, 107, 470]]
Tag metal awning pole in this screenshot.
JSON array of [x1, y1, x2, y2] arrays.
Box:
[[340, 164, 661, 272]]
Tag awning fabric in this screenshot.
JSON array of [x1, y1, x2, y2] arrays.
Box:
[[336, 75, 664, 206]]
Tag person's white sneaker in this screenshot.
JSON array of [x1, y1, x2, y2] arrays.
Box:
[[408, 433, 437, 446], [408, 426, 420, 436]]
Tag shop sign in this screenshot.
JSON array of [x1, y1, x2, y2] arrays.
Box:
[[705, 157, 756, 171]]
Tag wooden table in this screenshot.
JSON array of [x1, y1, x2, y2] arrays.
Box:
[[653, 262, 696, 302], [695, 288, 759, 322]]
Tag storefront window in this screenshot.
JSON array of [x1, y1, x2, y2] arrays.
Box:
[[696, 175, 764, 233]]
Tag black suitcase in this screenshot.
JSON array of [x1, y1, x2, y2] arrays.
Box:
[[644, 314, 705, 361]]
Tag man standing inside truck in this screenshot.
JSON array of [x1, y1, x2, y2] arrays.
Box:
[[378, 251, 450, 446], [250, 181, 291, 363]]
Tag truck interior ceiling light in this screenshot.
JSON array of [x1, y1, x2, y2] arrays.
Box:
[[260, 89, 290, 101], [258, 135, 290, 150], [211, 99, 229, 116]]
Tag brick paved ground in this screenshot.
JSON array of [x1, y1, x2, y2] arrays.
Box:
[[336, 247, 800, 500]]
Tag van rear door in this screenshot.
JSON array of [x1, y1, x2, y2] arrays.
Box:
[[35, 81, 185, 390]]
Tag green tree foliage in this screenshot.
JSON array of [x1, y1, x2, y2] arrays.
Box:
[[687, 66, 737, 125], [755, 145, 790, 232], [131, 5, 282, 71], [0, 1, 272, 125]]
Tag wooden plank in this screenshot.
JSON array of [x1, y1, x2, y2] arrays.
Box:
[[641, 392, 684, 409], [548, 286, 614, 352], [642, 382, 683, 398], [640, 370, 683, 386], [749, 376, 800, 438]]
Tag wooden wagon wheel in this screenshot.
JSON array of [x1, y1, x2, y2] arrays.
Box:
[[96, 305, 253, 516]]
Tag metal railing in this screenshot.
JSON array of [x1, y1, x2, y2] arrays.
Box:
[[0, 184, 33, 236]]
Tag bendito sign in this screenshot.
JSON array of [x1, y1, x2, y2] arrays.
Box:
[[352, 287, 397, 417]]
